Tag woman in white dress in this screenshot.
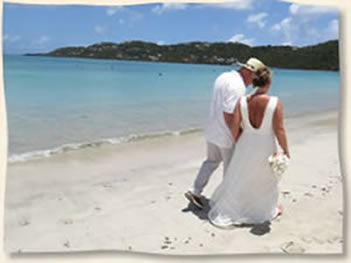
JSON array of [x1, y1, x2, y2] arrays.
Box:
[[208, 66, 290, 227]]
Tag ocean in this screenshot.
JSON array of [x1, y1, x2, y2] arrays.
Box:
[[3, 55, 339, 162]]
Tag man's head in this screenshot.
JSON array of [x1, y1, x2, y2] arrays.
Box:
[[237, 57, 265, 87]]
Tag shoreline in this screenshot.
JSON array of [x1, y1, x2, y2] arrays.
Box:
[[7, 109, 338, 164]]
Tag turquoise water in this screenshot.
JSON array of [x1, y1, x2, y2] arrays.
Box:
[[3, 55, 339, 160]]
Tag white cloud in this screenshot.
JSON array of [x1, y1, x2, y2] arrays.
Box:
[[152, 1, 252, 15], [270, 17, 294, 44], [106, 6, 143, 25], [94, 25, 106, 35], [271, 23, 281, 32], [271, 17, 292, 31], [227, 33, 254, 46], [326, 19, 339, 39], [289, 3, 337, 16], [106, 6, 124, 16], [270, 3, 339, 46], [281, 41, 292, 46], [32, 35, 50, 47], [211, 0, 253, 10], [3, 34, 21, 43], [247, 12, 268, 28], [157, 40, 167, 46], [152, 3, 187, 15]]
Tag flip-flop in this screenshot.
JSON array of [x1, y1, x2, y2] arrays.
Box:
[[184, 191, 204, 209]]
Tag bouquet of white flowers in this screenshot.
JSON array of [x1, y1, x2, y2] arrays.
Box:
[[268, 153, 290, 181]]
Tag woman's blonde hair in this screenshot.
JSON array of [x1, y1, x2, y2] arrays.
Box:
[[252, 67, 272, 88]]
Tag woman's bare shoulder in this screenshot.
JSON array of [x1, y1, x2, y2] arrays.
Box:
[[249, 94, 270, 104]]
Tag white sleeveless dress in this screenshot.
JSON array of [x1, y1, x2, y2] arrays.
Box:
[[208, 96, 280, 227]]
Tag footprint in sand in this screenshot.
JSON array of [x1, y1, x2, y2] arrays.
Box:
[[102, 182, 113, 189], [304, 192, 313, 197], [280, 241, 305, 253], [162, 236, 175, 249], [183, 237, 192, 244], [62, 218, 74, 225], [164, 237, 172, 245], [63, 241, 70, 248], [321, 186, 330, 193], [18, 218, 30, 227], [281, 190, 291, 198], [162, 236, 179, 250]]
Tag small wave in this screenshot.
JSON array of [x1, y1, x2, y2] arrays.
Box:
[[8, 127, 202, 164]]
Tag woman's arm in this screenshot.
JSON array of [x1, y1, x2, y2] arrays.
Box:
[[223, 112, 234, 129], [273, 99, 290, 158], [231, 101, 242, 142]]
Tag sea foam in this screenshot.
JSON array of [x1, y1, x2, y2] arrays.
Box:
[[8, 127, 202, 163]]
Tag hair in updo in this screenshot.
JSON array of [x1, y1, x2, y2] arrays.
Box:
[[252, 67, 272, 88]]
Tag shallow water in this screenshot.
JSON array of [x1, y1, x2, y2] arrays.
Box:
[[3, 55, 339, 160]]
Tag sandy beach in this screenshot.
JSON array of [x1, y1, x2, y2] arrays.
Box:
[[4, 111, 343, 255]]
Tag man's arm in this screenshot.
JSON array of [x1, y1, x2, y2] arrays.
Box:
[[231, 102, 242, 142]]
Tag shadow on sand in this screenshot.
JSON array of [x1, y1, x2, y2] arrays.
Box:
[[181, 196, 271, 236]]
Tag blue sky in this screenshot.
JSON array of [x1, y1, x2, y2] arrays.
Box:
[[3, 0, 339, 54]]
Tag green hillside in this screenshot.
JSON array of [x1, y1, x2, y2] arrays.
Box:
[[25, 40, 339, 71]]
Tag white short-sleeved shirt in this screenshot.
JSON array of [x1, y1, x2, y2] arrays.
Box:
[[205, 70, 246, 148]]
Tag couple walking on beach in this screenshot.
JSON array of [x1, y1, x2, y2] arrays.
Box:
[[185, 57, 290, 228]]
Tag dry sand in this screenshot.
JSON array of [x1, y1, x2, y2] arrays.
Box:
[[4, 111, 343, 255]]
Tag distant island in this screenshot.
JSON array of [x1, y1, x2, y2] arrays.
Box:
[[25, 40, 339, 71]]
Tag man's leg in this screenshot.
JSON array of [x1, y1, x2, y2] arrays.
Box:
[[189, 142, 222, 196]]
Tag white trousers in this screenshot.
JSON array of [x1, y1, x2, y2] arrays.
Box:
[[190, 141, 234, 196]]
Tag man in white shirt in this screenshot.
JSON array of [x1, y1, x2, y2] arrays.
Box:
[[185, 58, 266, 209]]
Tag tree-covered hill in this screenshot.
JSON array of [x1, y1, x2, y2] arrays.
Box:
[[25, 40, 339, 71]]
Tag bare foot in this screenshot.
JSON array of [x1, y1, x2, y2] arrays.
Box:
[[273, 204, 284, 220]]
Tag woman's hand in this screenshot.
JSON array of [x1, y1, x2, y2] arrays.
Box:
[[272, 151, 290, 159]]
